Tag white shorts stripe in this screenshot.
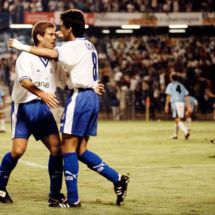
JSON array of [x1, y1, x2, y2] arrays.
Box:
[[11, 103, 19, 139], [63, 91, 78, 134]]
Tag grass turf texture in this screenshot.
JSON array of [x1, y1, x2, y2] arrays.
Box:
[[0, 121, 215, 215]]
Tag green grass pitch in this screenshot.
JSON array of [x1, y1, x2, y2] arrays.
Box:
[[0, 120, 215, 215]]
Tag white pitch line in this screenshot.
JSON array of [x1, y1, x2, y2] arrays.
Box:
[[18, 160, 215, 170], [19, 160, 47, 169]]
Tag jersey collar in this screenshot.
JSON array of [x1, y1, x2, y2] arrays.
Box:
[[39, 57, 49, 67]]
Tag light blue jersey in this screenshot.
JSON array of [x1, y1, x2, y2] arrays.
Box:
[[165, 81, 189, 104]]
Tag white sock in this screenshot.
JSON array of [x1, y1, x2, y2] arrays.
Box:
[[178, 121, 188, 135], [0, 119, 5, 131]]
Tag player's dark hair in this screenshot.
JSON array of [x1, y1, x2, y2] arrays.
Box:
[[60, 9, 85, 37], [32, 22, 55, 46], [170, 72, 179, 81]]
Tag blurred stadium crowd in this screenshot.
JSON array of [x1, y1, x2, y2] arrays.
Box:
[[0, 0, 215, 119], [1, 0, 215, 13], [1, 34, 215, 119]]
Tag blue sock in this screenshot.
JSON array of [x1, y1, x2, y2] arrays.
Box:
[[0, 152, 18, 189], [79, 150, 119, 184], [63, 152, 79, 203], [48, 155, 63, 197]]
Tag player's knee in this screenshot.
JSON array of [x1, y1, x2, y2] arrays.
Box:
[[49, 145, 62, 156], [11, 148, 25, 159]]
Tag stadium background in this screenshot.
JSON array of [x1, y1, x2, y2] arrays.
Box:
[[0, 1, 215, 215], [0, 0, 215, 121]]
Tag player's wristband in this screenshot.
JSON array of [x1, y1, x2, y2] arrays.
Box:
[[13, 39, 31, 52]]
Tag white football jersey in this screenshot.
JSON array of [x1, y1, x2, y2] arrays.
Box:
[[12, 51, 66, 103], [55, 38, 99, 89]]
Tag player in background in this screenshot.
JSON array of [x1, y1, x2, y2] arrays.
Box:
[[205, 80, 215, 121], [185, 96, 198, 131], [165, 72, 191, 140], [0, 22, 66, 205], [8, 9, 129, 208], [0, 87, 6, 133]]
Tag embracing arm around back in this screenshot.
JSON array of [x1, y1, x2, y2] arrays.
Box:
[[8, 39, 58, 59]]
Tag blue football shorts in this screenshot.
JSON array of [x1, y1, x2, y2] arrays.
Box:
[[60, 89, 99, 136], [11, 100, 59, 140]]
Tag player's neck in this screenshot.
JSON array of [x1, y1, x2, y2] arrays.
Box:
[[67, 33, 76, 41]]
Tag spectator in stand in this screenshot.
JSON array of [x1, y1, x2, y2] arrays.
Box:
[[1, 0, 214, 13]]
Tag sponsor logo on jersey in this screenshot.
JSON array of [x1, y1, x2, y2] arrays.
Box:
[[34, 82, 50, 88]]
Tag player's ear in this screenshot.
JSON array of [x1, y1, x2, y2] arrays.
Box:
[[37, 34, 43, 43]]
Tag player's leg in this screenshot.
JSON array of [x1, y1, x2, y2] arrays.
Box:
[[78, 137, 129, 206], [0, 102, 31, 203], [175, 102, 190, 139], [78, 137, 120, 183], [171, 104, 178, 139], [185, 108, 192, 131], [60, 133, 80, 207], [172, 118, 179, 139], [0, 138, 28, 203], [30, 100, 65, 205], [41, 134, 64, 204]]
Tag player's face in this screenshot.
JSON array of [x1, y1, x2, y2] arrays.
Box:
[[40, 27, 56, 49]]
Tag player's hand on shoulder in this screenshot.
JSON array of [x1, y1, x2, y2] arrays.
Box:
[[7, 39, 31, 52], [40, 92, 59, 109], [93, 82, 105, 96], [55, 31, 64, 39], [7, 39, 21, 49]]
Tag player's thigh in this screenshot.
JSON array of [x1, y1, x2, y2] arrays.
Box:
[[11, 138, 28, 158], [62, 133, 79, 153], [41, 134, 61, 156]]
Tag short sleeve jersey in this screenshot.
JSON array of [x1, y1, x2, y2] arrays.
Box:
[[12, 51, 58, 103], [55, 38, 99, 89], [165, 81, 189, 103]]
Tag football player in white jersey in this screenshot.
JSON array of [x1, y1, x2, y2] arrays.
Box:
[[8, 9, 129, 207], [0, 22, 66, 205], [165, 72, 191, 139]]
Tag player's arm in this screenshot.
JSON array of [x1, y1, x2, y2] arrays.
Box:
[[165, 95, 171, 113], [20, 79, 59, 108], [8, 39, 58, 59]]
